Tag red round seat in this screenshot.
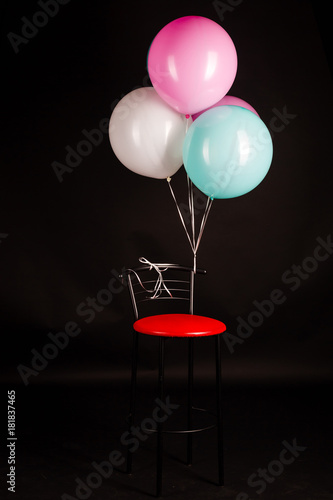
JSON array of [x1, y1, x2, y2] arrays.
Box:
[[133, 313, 226, 337]]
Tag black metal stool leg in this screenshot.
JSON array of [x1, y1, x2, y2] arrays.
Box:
[[187, 338, 194, 466], [127, 331, 139, 474], [156, 337, 166, 497], [215, 334, 224, 486]]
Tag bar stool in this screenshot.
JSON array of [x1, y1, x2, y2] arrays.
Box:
[[120, 261, 226, 496]]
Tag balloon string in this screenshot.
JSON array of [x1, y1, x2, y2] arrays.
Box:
[[187, 175, 195, 248], [167, 178, 195, 254], [167, 177, 214, 267], [195, 196, 213, 254], [127, 257, 172, 298]]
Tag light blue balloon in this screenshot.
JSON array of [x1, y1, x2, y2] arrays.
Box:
[[183, 105, 273, 199]]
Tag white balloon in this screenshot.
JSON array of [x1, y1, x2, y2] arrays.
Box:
[[109, 87, 191, 179]]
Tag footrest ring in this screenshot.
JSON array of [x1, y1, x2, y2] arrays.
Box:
[[141, 404, 217, 435]]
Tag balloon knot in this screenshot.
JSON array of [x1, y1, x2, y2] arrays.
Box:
[[167, 177, 171, 182], [185, 114, 190, 119]]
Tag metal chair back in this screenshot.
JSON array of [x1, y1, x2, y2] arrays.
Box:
[[121, 263, 206, 320]]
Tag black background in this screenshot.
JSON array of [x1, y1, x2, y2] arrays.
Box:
[[1, 0, 332, 385], [1, 1, 333, 499]]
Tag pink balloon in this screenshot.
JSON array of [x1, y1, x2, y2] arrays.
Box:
[[192, 95, 260, 120], [148, 16, 238, 116]]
